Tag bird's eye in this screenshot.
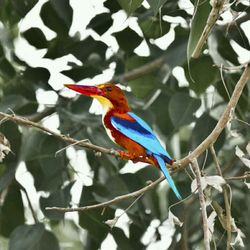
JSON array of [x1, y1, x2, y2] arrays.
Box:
[[105, 87, 112, 92]]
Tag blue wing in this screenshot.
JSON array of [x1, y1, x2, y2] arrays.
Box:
[[110, 112, 171, 160], [111, 112, 181, 199]]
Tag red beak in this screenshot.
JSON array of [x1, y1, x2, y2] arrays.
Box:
[[64, 84, 103, 96]]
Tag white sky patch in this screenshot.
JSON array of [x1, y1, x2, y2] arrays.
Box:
[[178, 0, 194, 15], [15, 162, 45, 223], [153, 26, 175, 50], [230, 39, 250, 64], [19, 0, 56, 39], [172, 66, 189, 87], [41, 113, 60, 133], [36, 89, 58, 106], [101, 234, 117, 250]]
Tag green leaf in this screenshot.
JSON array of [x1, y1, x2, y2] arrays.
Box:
[[111, 227, 133, 250], [72, 38, 108, 63], [168, 92, 201, 128], [136, 167, 161, 219], [150, 91, 175, 137], [227, 26, 250, 50], [190, 113, 216, 149], [0, 95, 30, 113], [184, 55, 219, 95], [113, 27, 142, 53], [0, 0, 37, 25], [164, 26, 189, 68], [21, 129, 68, 191], [37, 230, 60, 250], [125, 56, 157, 98], [139, 16, 170, 39], [187, 0, 211, 60], [0, 166, 16, 192], [22, 28, 48, 49], [87, 13, 113, 35], [40, 0, 73, 36], [61, 65, 102, 82], [1, 79, 40, 116], [209, 30, 239, 65], [22, 67, 51, 88], [147, 0, 168, 15], [0, 57, 16, 79], [0, 182, 25, 237], [128, 223, 145, 249], [40, 182, 74, 220], [216, 73, 249, 117], [79, 186, 115, 245], [9, 224, 44, 250], [116, 0, 143, 14], [45, 36, 108, 63], [0, 121, 22, 162], [9, 223, 60, 250], [190, 113, 225, 165], [104, 0, 121, 13]]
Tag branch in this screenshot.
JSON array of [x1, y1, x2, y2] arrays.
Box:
[[112, 57, 165, 82], [226, 173, 250, 181], [174, 62, 250, 171], [0, 112, 120, 158], [210, 145, 231, 249], [46, 176, 165, 212], [192, 0, 225, 58], [26, 106, 56, 122], [221, 13, 250, 31], [191, 158, 210, 250]]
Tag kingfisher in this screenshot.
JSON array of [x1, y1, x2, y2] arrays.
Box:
[[65, 83, 181, 199]]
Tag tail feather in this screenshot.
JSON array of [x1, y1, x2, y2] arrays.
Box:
[[154, 154, 182, 200]]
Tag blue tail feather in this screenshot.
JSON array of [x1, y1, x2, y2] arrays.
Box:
[[154, 154, 182, 200]]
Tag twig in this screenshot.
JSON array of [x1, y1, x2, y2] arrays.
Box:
[[112, 57, 165, 82], [192, 0, 225, 58], [174, 63, 250, 171], [0, 112, 120, 158], [213, 63, 247, 71], [106, 193, 144, 228], [226, 173, 250, 181], [46, 176, 165, 212], [210, 145, 231, 249], [26, 106, 56, 122], [191, 158, 210, 250]]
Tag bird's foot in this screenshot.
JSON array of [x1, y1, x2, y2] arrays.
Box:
[[117, 150, 143, 163], [117, 150, 133, 160]]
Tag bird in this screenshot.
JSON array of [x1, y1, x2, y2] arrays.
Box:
[[65, 83, 181, 199]]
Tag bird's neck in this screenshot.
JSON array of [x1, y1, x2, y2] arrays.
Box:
[[94, 95, 130, 116]]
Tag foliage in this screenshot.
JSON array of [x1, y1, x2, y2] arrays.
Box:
[[0, 0, 250, 249]]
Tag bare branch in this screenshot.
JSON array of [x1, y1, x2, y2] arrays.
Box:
[[45, 176, 165, 212], [226, 173, 250, 181], [210, 145, 231, 249], [192, 0, 225, 58], [191, 158, 210, 250], [26, 106, 56, 122], [0, 112, 120, 158], [112, 57, 165, 82]]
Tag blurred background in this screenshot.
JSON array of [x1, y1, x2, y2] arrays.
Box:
[[0, 0, 250, 249]]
